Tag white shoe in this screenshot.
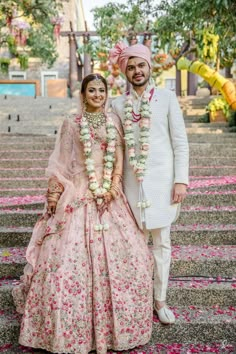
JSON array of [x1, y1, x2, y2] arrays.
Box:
[[154, 305, 175, 324]]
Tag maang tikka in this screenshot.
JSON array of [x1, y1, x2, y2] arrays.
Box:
[[93, 75, 103, 86]]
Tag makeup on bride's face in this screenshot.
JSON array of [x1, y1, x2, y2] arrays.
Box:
[[85, 81, 107, 111]]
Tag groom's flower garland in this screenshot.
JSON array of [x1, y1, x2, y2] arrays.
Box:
[[124, 91, 152, 209], [79, 114, 117, 231]]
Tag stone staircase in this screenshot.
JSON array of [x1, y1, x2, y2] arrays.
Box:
[[178, 96, 212, 120], [0, 95, 214, 135], [0, 95, 78, 135], [0, 98, 236, 353]]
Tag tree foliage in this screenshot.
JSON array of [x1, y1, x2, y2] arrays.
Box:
[[0, 0, 63, 72], [90, 0, 236, 70], [92, 0, 155, 47], [152, 0, 236, 67]]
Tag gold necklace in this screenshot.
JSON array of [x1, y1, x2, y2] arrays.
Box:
[[83, 110, 106, 129]]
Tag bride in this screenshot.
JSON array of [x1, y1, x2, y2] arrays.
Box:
[[13, 73, 153, 354]]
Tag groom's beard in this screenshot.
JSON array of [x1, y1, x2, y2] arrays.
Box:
[[128, 72, 151, 88]]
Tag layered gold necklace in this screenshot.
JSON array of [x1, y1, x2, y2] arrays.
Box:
[[83, 110, 106, 129]]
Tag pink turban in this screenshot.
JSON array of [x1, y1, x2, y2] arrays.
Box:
[[109, 42, 152, 74]]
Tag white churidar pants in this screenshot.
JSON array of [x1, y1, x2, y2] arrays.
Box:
[[144, 226, 171, 302]]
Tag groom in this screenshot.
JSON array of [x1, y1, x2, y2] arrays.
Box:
[[109, 42, 189, 324]]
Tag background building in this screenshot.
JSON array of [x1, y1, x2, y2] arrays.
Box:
[[0, 0, 85, 97]]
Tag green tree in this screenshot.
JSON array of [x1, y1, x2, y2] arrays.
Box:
[[0, 0, 63, 72], [152, 0, 236, 70], [92, 0, 155, 47]]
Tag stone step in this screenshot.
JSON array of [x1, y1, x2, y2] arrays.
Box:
[[189, 184, 236, 193], [0, 176, 236, 195], [0, 147, 236, 159], [0, 277, 235, 312], [0, 166, 235, 179], [1, 224, 235, 248], [0, 189, 45, 198], [186, 190, 236, 206], [0, 181, 234, 198], [0, 130, 225, 138], [1, 177, 236, 192], [0, 245, 235, 278], [188, 176, 236, 191], [0, 168, 45, 178], [0, 179, 47, 189], [187, 134, 236, 144], [178, 206, 236, 224], [0, 126, 59, 136], [190, 157, 236, 166], [0, 143, 55, 151], [0, 227, 33, 247], [0, 159, 49, 168], [2, 342, 236, 354], [0, 125, 232, 136], [167, 277, 236, 306], [1, 306, 235, 348], [0, 151, 52, 159], [0, 141, 235, 152], [189, 166, 236, 176], [0, 136, 56, 143], [0, 207, 235, 228], [171, 224, 236, 246], [0, 210, 43, 227], [1, 132, 235, 144], [184, 107, 207, 113], [0, 190, 234, 211], [186, 127, 230, 134], [185, 122, 228, 128], [1, 156, 235, 169]]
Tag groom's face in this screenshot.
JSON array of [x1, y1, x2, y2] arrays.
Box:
[[126, 57, 151, 87]]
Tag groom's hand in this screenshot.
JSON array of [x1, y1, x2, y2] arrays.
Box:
[[172, 183, 187, 204]]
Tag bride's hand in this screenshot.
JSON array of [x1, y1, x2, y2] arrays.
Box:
[[97, 193, 113, 214], [47, 201, 57, 216], [103, 192, 113, 204]]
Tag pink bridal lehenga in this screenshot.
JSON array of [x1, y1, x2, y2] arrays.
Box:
[[12, 117, 153, 354]]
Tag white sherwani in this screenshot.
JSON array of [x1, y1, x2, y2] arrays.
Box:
[[112, 84, 189, 230]]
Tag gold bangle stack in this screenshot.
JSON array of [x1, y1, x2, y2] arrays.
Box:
[[110, 183, 120, 199], [46, 177, 64, 203], [113, 173, 123, 182]]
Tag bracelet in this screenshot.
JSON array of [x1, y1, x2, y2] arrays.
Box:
[[47, 177, 64, 204], [111, 183, 120, 192], [110, 189, 118, 199], [112, 173, 123, 183], [110, 183, 120, 199], [113, 173, 123, 179], [48, 177, 64, 194], [47, 193, 61, 203]]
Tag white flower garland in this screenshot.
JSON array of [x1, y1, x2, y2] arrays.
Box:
[[124, 92, 152, 181], [79, 114, 117, 231], [124, 92, 152, 209]]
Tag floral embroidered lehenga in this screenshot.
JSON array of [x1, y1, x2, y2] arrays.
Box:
[[12, 115, 153, 354]]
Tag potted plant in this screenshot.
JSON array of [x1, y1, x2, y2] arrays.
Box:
[[0, 58, 10, 73], [206, 96, 231, 123]]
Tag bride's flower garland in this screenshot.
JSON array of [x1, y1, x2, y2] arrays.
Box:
[[80, 114, 116, 197], [124, 91, 152, 209], [79, 114, 117, 230]]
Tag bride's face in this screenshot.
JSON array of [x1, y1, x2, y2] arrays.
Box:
[[85, 80, 107, 111]]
